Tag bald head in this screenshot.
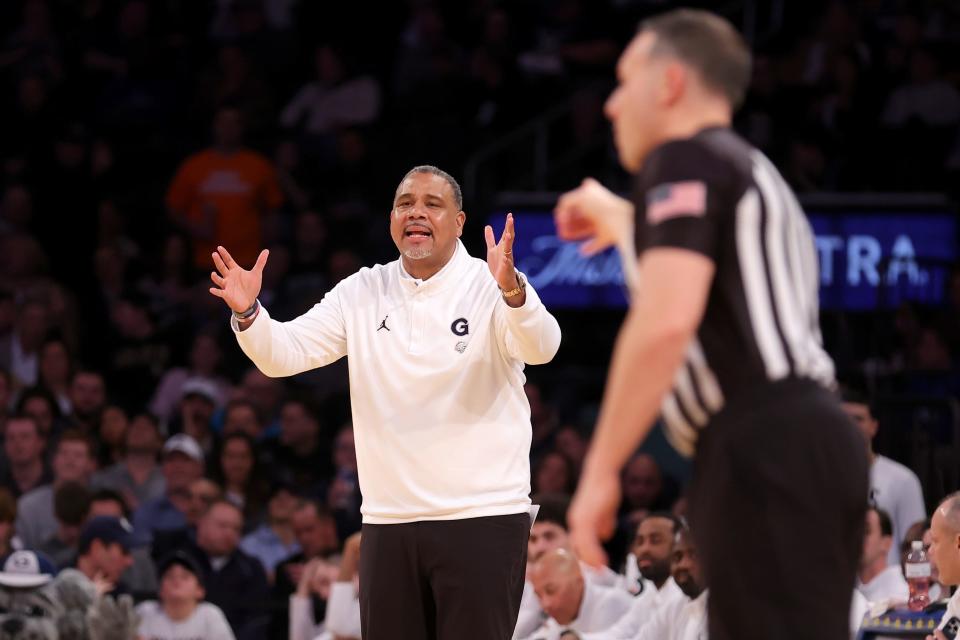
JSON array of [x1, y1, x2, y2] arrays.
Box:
[[531, 549, 584, 625], [939, 493, 960, 533], [534, 548, 580, 580], [930, 493, 960, 586]]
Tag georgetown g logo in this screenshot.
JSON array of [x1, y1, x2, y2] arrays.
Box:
[[451, 318, 469, 336]]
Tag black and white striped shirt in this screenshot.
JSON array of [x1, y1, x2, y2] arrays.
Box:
[[633, 126, 835, 456]]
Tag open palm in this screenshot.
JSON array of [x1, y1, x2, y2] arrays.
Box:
[[484, 212, 518, 290], [209, 245, 269, 313]]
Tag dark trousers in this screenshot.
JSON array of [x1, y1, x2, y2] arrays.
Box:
[[359, 512, 529, 640], [689, 378, 869, 640]]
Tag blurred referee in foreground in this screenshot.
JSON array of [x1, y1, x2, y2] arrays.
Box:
[[555, 9, 868, 640]]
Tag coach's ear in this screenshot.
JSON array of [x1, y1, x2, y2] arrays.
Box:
[[456, 210, 466, 237]]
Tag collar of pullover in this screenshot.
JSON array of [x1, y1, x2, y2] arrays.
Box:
[[397, 239, 468, 295]]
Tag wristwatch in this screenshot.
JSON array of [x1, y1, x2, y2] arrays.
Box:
[[233, 299, 260, 321], [501, 272, 526, 299]]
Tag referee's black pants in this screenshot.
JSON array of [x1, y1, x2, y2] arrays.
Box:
[[689, 378, 869, 640], [358, 512, 529, 640]]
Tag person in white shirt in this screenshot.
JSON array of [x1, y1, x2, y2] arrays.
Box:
[[324, 531, 362, 640], [841, 388, 926, 566], [289, 555, 340, 640], [580, 513, 686, 640], [522, 548, 634, 640], [137, 550, 236, 640], [209, 165, 561, 640], [516, 495, 574, 638], [858, 507, 909, 604], [288, 533, 364, 640], [515, 494, 640, 639]]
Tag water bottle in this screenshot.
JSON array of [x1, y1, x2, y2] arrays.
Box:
[[905, 540, 931, 611]]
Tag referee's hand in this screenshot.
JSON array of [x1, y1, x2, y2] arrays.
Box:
[[209, 245, 269, 314], [554, 178, 634, 256], [568, 468, 621, 569]]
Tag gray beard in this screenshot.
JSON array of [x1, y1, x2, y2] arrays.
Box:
[[403, 246, 433, 260]]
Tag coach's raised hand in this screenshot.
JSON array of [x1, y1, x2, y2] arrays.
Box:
[[209, 245, 269, 314], [485, 212, 526, 307], [554, 178, 634, 256]]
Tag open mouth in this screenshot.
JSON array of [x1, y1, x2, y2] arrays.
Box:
[[404, 225, 433, 239]]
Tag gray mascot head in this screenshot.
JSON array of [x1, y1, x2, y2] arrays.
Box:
[[0, 550, 94, 639], [0, 550, 137, 640]]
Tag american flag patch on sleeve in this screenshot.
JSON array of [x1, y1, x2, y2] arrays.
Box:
[[646, 181, 707, 224]]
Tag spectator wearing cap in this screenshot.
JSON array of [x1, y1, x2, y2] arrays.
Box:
[[75, 516, 135, 597], [136, 551, 235, 640], [132, 434, 204, 544], [91, 412, 165, 511], [181, 500, 270, 640], [36, 481, 91, 568], [0, 414, 52, 499], [149, 333, 232, 424], [16, 429, 96, 549], [88, 488, 159, 601], [240, 480, 301, 582], [167, 378, 219, 457]]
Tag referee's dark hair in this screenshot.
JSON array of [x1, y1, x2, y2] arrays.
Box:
[[639, 9, 752, 109], [869, 506, 894, 538], [531, 493, 571, 530]]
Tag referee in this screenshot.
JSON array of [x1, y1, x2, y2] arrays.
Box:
[[555, 10, 868, 640], [210, 165, 561, 639]]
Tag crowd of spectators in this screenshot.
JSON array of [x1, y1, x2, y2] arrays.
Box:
[[0, 0, 956, 638]]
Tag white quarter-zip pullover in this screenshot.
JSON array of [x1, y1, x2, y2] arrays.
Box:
[[233, 240, 561, 523], [519, 579, 635, 640], [580, 577, 687, 640]]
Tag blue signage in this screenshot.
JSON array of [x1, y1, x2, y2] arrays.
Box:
[[808, 212, 956, 310], [490, 210, 957, 311]]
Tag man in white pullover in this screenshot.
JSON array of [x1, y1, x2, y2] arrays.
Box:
[[523, 548, 634, 640], [209, 165, 561, 640]]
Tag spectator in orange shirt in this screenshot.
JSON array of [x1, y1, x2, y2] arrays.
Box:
[[167, 107, 284, 269]]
